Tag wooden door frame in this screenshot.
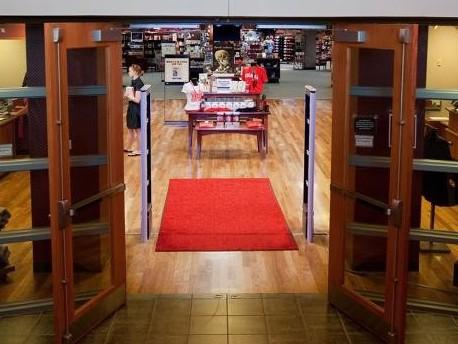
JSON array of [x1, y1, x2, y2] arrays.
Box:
[[44, 22, 125, 343], [328, 23, 418, 343]]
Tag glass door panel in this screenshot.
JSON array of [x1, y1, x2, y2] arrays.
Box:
[[343, 48, 395, 307], [66, 47, 113, 307], [407, 160, 458, 308], [45, 22, 125, 343], [0, 94, 53, 307], [329, 24, 419, 343]]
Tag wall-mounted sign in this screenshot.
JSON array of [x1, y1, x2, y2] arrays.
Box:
[[0, 144, 13, 157], [216, 77, 232, 92], [164, 56, 190, 84], [354, 116, 377, 148]]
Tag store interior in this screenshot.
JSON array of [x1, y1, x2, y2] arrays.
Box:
[[120, 23, 333, 121], [0, 22, 457, 319]]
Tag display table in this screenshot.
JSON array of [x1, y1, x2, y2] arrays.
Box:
[[187, 110, 269, 158], [186, 92, 269, 158]]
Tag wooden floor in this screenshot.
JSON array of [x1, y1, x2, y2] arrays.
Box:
[[1, 98, 458, 307], [124, 99, 331, 295]]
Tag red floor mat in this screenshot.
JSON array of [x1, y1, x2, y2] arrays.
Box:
[[155, 178, 298, 251]]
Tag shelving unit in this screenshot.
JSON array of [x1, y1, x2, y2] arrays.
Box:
[[122, 28, 208, 72], [294, 52, 305, 70], [282, 35, 295, 62], [273, 35, 283, 60], [244, 42, 263, 59], [315, 31, 333, 70]]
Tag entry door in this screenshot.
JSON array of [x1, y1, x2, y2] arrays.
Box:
[[328, 24, 418, 343], [44, 23, 126, 343]]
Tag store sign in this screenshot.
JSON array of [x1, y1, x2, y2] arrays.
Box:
[[354, 116, 376, 148], [164, 56, 190, 84], [0, 144, 13, 157], [216, 78, 232, 93]]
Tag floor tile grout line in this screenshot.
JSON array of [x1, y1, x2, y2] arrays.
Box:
[[17, 312, 44, 344], [102, 310, 118, 344], [261, 296, 270, 344], [145, 296, 158, 342], [336, 310, 353, 344], [187, 294, 194, 344], [21, 312, 44, 342], [226, 295, 229, 344], [296, 294, 311, 344], [452, 314, 458, 327]]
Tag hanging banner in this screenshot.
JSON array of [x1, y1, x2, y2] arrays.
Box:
[[164, 55, 190, 84]]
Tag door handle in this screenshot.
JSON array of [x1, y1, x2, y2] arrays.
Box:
[[71, 183, 125, 214], [331, 184, 403, 227], [388, 112, 392, 148], [330, 184, 389, 212]]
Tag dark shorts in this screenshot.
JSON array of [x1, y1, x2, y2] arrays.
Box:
[[127, 102, 141, 129]]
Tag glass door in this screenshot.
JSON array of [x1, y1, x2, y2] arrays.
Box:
[[328, 24, 418, 343], [44, 23, 126, 343]]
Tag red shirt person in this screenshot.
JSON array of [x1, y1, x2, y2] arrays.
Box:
[[241, 63, 268, 94]]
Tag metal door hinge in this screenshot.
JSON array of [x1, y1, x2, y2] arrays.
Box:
[[57, 200, 71, 229]]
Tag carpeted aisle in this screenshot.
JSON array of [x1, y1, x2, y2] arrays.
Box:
[[155, 178, 298, 251]]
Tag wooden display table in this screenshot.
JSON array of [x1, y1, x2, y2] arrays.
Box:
[[186, 92, 269, 158], [187, 110, 269, 158], [196, 124, 266, 159]]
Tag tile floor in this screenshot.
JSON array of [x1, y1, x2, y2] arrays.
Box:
[[1, 294, 458, 343]]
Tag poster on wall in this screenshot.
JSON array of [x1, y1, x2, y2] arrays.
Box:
[[212, 44, 235, 74], [161, 42, 177, 57], [164, 55, 190, 84]]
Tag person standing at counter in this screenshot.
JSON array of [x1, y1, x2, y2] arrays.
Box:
[[241, 62, 268, 94], [124, 64, 144, 156]]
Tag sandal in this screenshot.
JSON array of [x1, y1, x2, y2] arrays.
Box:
[[128, 152, 141, 156]]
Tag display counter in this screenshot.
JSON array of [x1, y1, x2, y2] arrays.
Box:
[[0, 102, 27, 159]]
